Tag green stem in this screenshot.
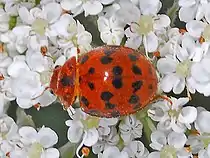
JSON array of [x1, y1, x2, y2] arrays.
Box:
[[35, 0, 41, 5], [140, 116, 156, 145], [59, 142, 77, 158], [9, 16, 17, 30], [136, 107, 156, 146], [166, 0, 179, 27]]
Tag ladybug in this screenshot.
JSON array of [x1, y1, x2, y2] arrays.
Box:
[[50, 45, 158, 118]]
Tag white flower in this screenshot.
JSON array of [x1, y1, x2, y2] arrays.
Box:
[[65, 108, 99, 147], [25, 49, 53, 73], [98, 117, 119, 136], [61, 0, 115, 17], [18, 126, 59, 158], [0, 8, 9, 32], [0, 53, 15, 101], [195, 108, 210, 133], [157, 33, 205, 94], [99, 146, 129, 158], [123, 140, 149, 158], [116, 1, 170, 52], [97, 15, 124, 45], [148, 97, 197, 133], [0, 115, 18, 141], [92, 127, 119, 154], [199, 144, 210, 158], [188, 55, 210, 96], [49, 14, 92, 55], [4, 0, 35, 16], [157, 28, 182, 57], [178, 0, 209, 22], [18, 2, 62, 25], [119, 115, 143, 144], [148, 130, 192, 158], [1, 26, 31, 56]]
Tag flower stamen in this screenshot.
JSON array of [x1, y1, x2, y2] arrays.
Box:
[[0, 43, 4, 53], [82, 147, 90, 157], [179, 29, 187, 35], [199, 36, 205, 44], [76, 131, 88, 158], [0, 74, 4, 80], [34, 103, 41, 110]]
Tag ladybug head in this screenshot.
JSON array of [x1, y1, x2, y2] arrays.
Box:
[[50, 57, 77, 108]]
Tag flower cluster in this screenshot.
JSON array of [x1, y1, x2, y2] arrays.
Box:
[[0, 0, 210, 158]]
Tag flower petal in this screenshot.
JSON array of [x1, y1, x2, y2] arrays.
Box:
[[178, 106, 197, 124], [19, 126, 38, 144], [38, 127, 58, 148], [153, 14, 171, 29], [160, 74, 179, 93], [150, 130, 166, 150], [43, 2, 62, 24], [41, 148, 60, 158], [179, 6, 196, 22], [66, 120, 84, 143], [139, 0, 160, 15], [143, 32, 158, 52], [167, 131, 187, 149], [157, 57, 177, 74], [186, 20, 205, 38], [148, 152, 160, 158], [83, 1, 103, 16], [195, 111, 210, 133], [84, 128, 99, 146]]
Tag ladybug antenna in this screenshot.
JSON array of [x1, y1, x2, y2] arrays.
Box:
[[76, 131, 90, 158]]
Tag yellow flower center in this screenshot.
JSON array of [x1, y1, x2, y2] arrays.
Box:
[[160, 145, 177, 158], [138, 15, 153, 35], [203, 25, 210, 41], [28, 142, 43, 158], [176, 60, 191, 78]]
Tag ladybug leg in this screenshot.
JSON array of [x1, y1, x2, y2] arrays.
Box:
[[151, 95, 173, 105], [66, 106, 76, 117]]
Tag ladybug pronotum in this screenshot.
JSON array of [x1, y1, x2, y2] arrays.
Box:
[[50, 45, 158, 118]]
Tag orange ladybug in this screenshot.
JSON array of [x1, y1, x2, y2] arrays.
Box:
[[50, 45, 158, 118]]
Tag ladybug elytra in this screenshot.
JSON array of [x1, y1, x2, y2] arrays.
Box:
[[50, 45, 158, 118]]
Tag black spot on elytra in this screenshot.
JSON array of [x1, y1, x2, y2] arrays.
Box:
[[60, 76, 73, 86], [129, 94, 139, 104], [132, 65, 142, 75], [112, 66, 123, 76], [128, 53, 138, 62], [100, 56, 113, 64], [148, 84, 153, 90], [132, 80, 143, 93], [79, 76, 82, 83], [55, 65, 61, 69], [88, 67, 95, 74], [133, 103, 142, 110], [104, 49, 114, 56], [105, 102, 116, 109], [81, 96, 89, 107], [111, 110, 120, 117], [88, 82, 95, 90], [101, 91, 113, 101], [112, 78, 123, 89], [50, 90, 54, 95], [80, 55, 89, 64]]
